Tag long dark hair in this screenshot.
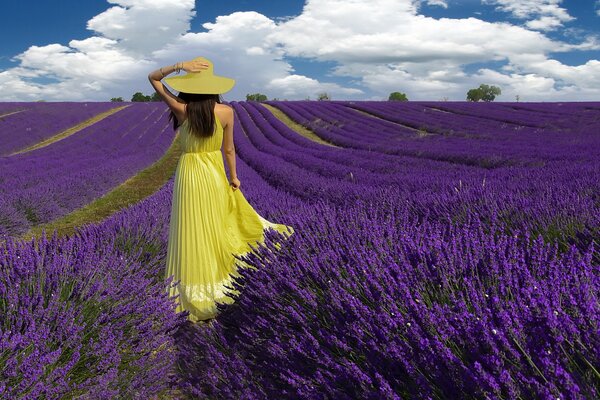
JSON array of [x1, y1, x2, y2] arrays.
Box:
[[169, 92, 223, 138]]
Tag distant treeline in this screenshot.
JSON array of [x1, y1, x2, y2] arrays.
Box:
[[111, 84, 502, 103]]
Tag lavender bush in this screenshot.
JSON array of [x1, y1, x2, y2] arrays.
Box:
[[0, 229, 185, 399]]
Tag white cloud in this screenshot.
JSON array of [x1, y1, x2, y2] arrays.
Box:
[[87, 0, 196, 54], [475, 68, 558, 97], [423, 0, 448, 8], [596, 1, 600, 16], [482, 0, 575, 31], [270, 8, 561, 64], [246, 46, 266, 56], [266, 74, 363, 98], [0, 38, 151, 101], [525, 15, 564, 31]]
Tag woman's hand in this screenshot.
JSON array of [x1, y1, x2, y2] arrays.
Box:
[[229, 177, 241, 191], [182, 59, 210, 73]]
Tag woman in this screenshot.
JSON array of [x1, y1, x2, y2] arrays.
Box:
[[148, 56, 294, 324]]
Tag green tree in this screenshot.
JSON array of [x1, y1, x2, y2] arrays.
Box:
[[317, 92, 330, 101], [150, 92, 162, 101], [466, 88, 481, 102], [388, 91, 408, 101], [467, 84, 501, 102], [246, 93, 268, 102], [110, 97, 124, 102], [131, 92, 151, 102]]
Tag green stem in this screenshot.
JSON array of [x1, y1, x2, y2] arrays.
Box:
[[510, 336, 549, 384]]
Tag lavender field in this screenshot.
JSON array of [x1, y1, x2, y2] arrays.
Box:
[[0, 102, 175, 237], [1, 101, 598, 399], [0, 102, 119, 156]]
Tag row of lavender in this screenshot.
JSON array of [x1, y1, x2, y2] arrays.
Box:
[[0, 102, 119, 156], [0, 102, 175, 237], [1, 101, 598, 398], [412, 101, 600, 131]]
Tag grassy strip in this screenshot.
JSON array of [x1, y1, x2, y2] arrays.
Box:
[[260, 103, 340, 147], [0, 110, 26, 119], [19, 132, 182, 242], [9, 105, 131, 156]]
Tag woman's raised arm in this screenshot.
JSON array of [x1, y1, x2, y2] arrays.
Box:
[[148, 63, 186, 117], [147, 60, 210, 120]]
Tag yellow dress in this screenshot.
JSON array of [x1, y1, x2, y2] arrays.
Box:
[[165, 109, 294, 322]]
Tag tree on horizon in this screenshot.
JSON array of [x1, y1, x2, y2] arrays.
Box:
[[467, 84, 501, 102], [317, 92, 330, 101], [246, 93, 268, 102], [389, 92, 408, 101]]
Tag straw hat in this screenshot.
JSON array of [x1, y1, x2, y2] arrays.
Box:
[[164, 57, 235, 94]]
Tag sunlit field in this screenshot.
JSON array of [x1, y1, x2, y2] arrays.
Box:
[[1, 100, 598, 399]]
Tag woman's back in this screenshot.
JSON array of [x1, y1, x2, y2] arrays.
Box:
[[178, 109, 223, 154]]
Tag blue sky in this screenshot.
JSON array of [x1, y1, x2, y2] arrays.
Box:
[[1, 0, 599, 101]]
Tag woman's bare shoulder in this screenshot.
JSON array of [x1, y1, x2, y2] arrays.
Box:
[[215, 104, 234, 126], [216, 103, 233, 113]]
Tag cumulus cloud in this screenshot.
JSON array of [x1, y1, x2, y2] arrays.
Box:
[[423, 0, 448, 8], [86, 0, 196, 54], [270, 3, 561, 63], [266, 74, 363, 98], [1, 0, 599, 101], [482, 0, 575, 31]]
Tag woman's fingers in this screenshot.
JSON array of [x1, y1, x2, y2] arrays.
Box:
[[192, 61, 210, 68], [182, 60, 210, 73]]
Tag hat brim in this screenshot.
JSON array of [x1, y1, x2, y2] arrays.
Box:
[[164, 73, 235, 94]]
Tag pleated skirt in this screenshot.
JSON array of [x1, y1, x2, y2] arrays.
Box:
[[165, 151, 294, 322]]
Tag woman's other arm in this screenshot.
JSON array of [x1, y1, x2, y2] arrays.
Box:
[[222, 106, 240, 190]]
